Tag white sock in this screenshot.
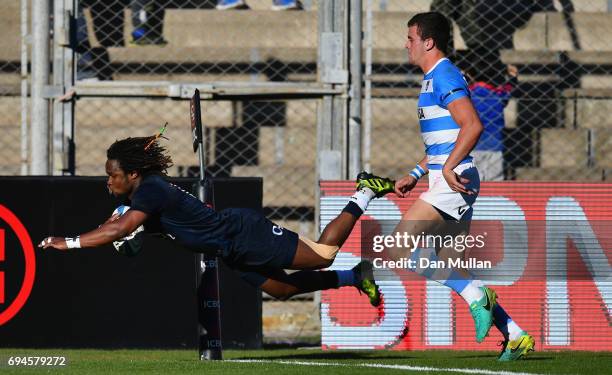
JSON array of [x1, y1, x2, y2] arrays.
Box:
[[409, 249, 484, 305], [507, 321, 523, 341], [349, 188, 375, 212], [459, 280, 485, 305], [471, 279, 485, 288]]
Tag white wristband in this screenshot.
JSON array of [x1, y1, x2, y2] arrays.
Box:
[[65, 237, 81, 249], [409, 165, 426, 180]]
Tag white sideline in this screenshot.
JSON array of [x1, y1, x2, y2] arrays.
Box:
[[228, 359, 545, 375]]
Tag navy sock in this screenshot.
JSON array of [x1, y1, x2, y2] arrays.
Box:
[[342, 201, 363, 218], [336, 269, 356, 287]]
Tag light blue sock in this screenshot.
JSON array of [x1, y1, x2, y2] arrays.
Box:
[[408, 247, 482, 304], [409, 248, 468, 292], [335, 270, 356, 287], [443, 270, 471, 294]]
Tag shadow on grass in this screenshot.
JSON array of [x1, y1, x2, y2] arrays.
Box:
[[456, 354, 555, 361], [518, 357, 555, 361], [447, 354, 498, 359]]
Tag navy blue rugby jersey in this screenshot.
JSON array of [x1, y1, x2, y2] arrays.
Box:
[[129, 174, 242, 254]]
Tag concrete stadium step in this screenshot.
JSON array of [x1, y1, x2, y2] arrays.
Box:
[[0, 122, 23, 170], [95, 48, 612, 81], [263, 300, 320, 340], [0, 96, 21, 126], [160, 9, 468, 51], [508, 12, 612, 51], [0, 1, 20, 62], [539, 128, 588, 168], [0, 108, 24, 174], [107, 46, 318, 65], [72, 98, 318, 129], [93, 10, 612, 66], [501, 51, 612, 66], [0, 94, 522, 173], [371, 97, 517, 130], [0, 74, 21, 95], [0, 95, 448, 172], [258, 126, 316, 166], [70, 96, 449, 171], [538, 127, 612, 168], [580, 76, 612, 89], [4, 5, 612, 64], [74, 98, 230, 128], [563, 89, 612, 129], [0, 96, 212, 172], [248, 0, 514, 12], [367, 49, 612, 67], [115, 68, 612, 92], [1, 94, 516, 135], [544, 12, 612, 51], [593, 128, 612, 167], [231, 165, 315, 206], [161, 10, 612, 51], [113, 73, 279, 82], [247, 0, 447, 12], [364, 0, 609, 13], [164, 10, 316, 49], [369, 123, 423, 167], [229, 97, 433, 169], [514, 167, 605, 181], [66, 125, 612, 177]]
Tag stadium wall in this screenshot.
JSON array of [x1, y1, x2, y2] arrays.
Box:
[[320, 181, 612, 351]]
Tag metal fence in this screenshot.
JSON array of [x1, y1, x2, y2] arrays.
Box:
[[0, 1, 27, 176], [75, 0, 318, 82], [3, 1, 612, 234], [363, 0, 612, 182], [71, 0, 326, 239], [74, 97, 319, 237]]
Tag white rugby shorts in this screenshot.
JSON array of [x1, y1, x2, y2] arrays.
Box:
[[419, 162, 480, 221]]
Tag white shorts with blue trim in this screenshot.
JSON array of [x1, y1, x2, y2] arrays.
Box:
[[419, 162, 480, 221]]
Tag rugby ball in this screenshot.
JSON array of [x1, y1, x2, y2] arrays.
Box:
[[112, 205, 145, 256]]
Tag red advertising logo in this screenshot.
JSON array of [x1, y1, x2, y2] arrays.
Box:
[[0, 205, 36, 325], [0, 228, 4, 304]]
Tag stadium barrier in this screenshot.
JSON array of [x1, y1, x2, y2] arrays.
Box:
[[320, 181, 612, 351], [0, 177, 262, 349]]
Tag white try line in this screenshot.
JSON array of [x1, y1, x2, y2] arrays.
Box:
[[228, 359, 546, 375]]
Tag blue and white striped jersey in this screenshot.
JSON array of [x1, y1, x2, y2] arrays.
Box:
[[418, 58, 473, 170]]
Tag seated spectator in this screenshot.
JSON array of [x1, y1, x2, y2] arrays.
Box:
[[464, 62, 518, 181], [217, 0, 302, 10], [76, 3, 111, 81], [130, 0, 167, 45]]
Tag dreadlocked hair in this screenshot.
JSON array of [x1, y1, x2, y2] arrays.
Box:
[[107, 135, 173, 176]]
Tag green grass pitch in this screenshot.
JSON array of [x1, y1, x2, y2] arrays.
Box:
[[0, 348, 610, 374]]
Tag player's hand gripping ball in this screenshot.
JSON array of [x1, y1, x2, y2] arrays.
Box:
[[112, 205, 145, 257]]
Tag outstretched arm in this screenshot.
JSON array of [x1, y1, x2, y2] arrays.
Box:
[[38, 210, 148, 250]]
